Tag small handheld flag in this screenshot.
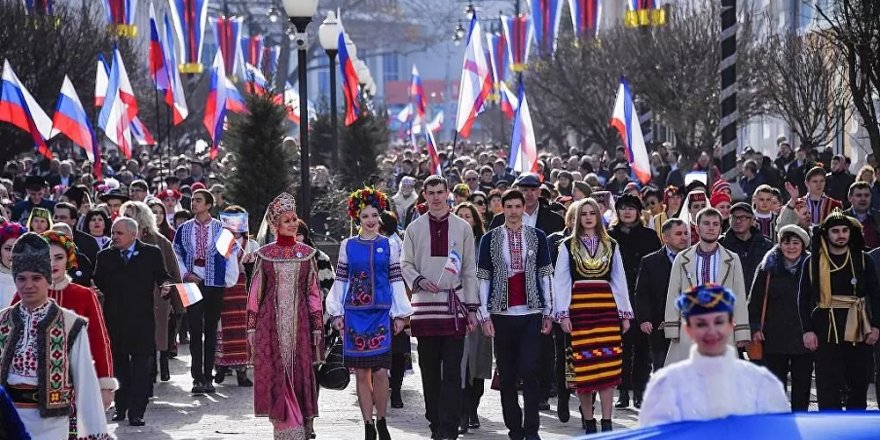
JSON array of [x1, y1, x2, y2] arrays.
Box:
[[437, 250, 462, 285], [611, 78, 651, 184], [214, 228, 237, 258], [175, 283, 204, 307]]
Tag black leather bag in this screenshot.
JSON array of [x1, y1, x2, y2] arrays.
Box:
[[317, 328, 350, 390]]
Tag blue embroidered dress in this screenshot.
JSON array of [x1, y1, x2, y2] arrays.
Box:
[[327, 235, 412, 369]]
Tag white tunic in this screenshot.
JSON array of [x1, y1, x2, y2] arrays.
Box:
[[639, 345, 790, 427]]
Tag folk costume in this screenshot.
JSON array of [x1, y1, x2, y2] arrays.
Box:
[[648, 186, 683, 240], [476, 223, 553, 439], [678, 190, 708, 246], [779, 189, 842, 230], [639, 285, 789, 427], [552, 234, 633, 394], [800, 211, 880, 410], [247, 193, 324, 440], [0, 233, 109, 440]]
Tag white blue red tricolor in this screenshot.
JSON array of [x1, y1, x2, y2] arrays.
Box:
[[529, 0, 564, 56], [168, 0, 209, 73], [0, 60, 53, 159], [611, 77, 651, 184], [569, 0, 602, 39]]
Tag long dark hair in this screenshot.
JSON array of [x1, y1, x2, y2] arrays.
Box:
[[148, 200, 175, 239], [454, 202, 485, 242], [83, 209, 111, 237]]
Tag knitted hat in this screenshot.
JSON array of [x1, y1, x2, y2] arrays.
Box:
[[676, 283, 736, 320], [709, 192, 731, 207], [711, 179, 731, 195], [11, 232, 51, 281]]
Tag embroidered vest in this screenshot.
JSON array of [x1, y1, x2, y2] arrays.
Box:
[[566, 236, 615, 282], [344, 236, 394, 311], [0, 302, 85, 418]]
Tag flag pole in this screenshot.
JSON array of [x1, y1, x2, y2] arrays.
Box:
[[153, 89, 165, 172]]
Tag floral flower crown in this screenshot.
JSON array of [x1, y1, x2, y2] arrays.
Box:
[[0, 222, 27, 244], [41, 231, 78, 271], [347, 187, 389, 219]]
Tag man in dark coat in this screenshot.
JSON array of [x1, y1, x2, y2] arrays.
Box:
[[608, 194, 661, 409], [53, 202, 101, 261], [636, 218, 690, 372], [93, 217, 172, 426], [10, 175, 55, 223], [843, 181, 880, 249], [720, 203, 774, 295]]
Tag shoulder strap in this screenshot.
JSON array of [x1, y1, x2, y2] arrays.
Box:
[[760, 272, 770, 331]]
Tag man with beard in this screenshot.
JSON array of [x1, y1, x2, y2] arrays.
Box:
[[636, 219, 690, 371], [800, 211, 880, 410], [608, 194, 661, 409], [719, 203, 773, 295], [662, 208, 750, 366]]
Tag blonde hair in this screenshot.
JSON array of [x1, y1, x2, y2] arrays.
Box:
[[570, 198, 610, 243], [121, 200, 159, 237]]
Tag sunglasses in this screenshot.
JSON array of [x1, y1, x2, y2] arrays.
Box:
[[473, 199, 485, 206]]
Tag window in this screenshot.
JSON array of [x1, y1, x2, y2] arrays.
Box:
[[383, 53, 400, 82]]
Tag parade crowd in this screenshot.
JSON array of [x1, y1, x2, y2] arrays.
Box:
[[1, 135, 880, 440]]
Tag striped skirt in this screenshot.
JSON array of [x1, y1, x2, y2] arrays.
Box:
[[216, 274, 249, 367], [567, 279, 623, 394]]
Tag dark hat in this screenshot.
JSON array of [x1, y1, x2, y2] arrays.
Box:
[[729, 202, 753, 215], [11, 232, 51, 281], [614, 193, 643, 212], [557, 170, 573, 181], [613, 162, 630, 173], [495, 180, 510, 189], [591, 191, 611, 206], [513, 173, 541, 188], [98, 189, 129, 203], [62, 186, 87, 206], [676, 284, 736, 320], [24, 175, 47, 190]]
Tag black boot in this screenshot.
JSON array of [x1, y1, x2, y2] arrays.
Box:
[[558, 395, 570, 423], [583, 418, 597, 434], [633, 390, 643, 409], [364, 420, 377, 440], [376, 418, 391, 440], [600, 419, 613, 432], [236, 369, 253, 387], [214, 366, 229, 384], [614, 390, 630, 408], [160, 354, 171, 382], [390, 388, 403, 408], [458, 413, 468, 435]]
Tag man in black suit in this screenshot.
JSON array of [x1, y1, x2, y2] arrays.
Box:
[[635, 218, 690, 372], [93, 217, 172, 427], [489, 172, 564, 410]]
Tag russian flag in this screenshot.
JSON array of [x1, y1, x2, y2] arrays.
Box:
[[454, 14, 492, 139], [338, 30, 360, 126], [203, 51, 227, 159], [163, 12, 189, 124], [213, 15, 244, 79], [508, 79, 538, 173], [241, 34, 263, 69], [611, 77, 651, 184], [148, 2, 169, 91], [95, 54, 110, 107], [261, 45, 280, 77], [244, 63, 270, 96], [225, 77, 246, 114], [410, 65, 426, 124], [0, 59, 53, 159], [425, 125, 442, 176], [51, 76, 97, 159]]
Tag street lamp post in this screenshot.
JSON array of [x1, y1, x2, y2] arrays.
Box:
[[281, 0, 319, 224], [319, 12, 340, 168]]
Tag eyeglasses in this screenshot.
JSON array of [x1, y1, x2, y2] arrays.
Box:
[[732, 215, 753, 222]]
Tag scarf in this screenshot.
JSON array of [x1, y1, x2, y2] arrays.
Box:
[[817, 240, 856, 308]]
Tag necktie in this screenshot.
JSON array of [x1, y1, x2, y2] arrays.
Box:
[[122, 250, 130, 264]]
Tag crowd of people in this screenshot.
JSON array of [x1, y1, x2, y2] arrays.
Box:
[[1, 135, 880, 440]]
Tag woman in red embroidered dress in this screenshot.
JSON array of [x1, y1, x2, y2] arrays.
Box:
[[247, 193, 324, 440]]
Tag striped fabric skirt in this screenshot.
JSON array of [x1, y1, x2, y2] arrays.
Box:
[[567, 279, 623, 394], [216, 273, 249, 367]]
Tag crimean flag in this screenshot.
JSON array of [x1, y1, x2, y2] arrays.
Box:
[[98, 47, 138, 159], [51, 76, 97, 161], [499, 81, 519, 119], [168, 0, 209, 73], [175, 282, 203, 307], [214, 229, 236, 257], [0, 60, 53, 159], [338, 30, 360, 126], [454, 14, 492, 139], [508, 79, 538, 174], [163, 13, 189, 124], [213, 15, 244, 80], [611, 77, 651, 184], [501, 14, 533, 72], [130, 115, 155, 146], [203, 51, 228, 159], [485, 31, 509, 96], [569, 0, 602, 39], [529, 0, 564, 56], [396, 103, 412, 123], [95, 54, 110, 108], [148, 2, 169, 91], [241, 35, 263, 70], [424, 125, 442, 176], [103, 0, 137, 37]]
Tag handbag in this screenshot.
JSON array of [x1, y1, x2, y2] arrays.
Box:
[[317, 327, 350, 390], [746, 273, 770, 361]]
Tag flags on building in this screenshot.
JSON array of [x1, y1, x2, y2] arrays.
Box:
[[168, 0, 209, 73], [203, 52, 228, 159], [241, 35, 263, 69], [499, 81, 519, 119], [501, 14, 533, 72], [98, 47, 138, 159], [508, 79, 538, 173], [148, 3, 170, 91], [95, 54, 110, 108], [102, 0, 137, 37], [529, 0, 564, 56], [454, 14, 492, 139], [51, 76, 97, 158], [569, 0, 602, 39], [212, 15, 244, 79], [611, 77, 651, 184], [0, 60, 53, 159], [338, 30, 360, 126], [163, 13, 189, 124]]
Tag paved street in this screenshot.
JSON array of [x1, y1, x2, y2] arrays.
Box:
[[109, 343, 876, 439]]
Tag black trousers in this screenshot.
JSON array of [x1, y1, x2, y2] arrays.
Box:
[[553, 323, 571, 402], [113, 349, 153, 419], [620, 327, 652, 392], [764, 352, 814, 411], [815, 339, 872, 410], [417, 335, 464, 438], [874, 342, 880, 403], [390, 352, 406, 391], [493, 314, 542, 439], [539, 332, 555, 400], [648, 330, 670, 372], [461, 375, 484, 419], [186, 284, 225, 382]]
